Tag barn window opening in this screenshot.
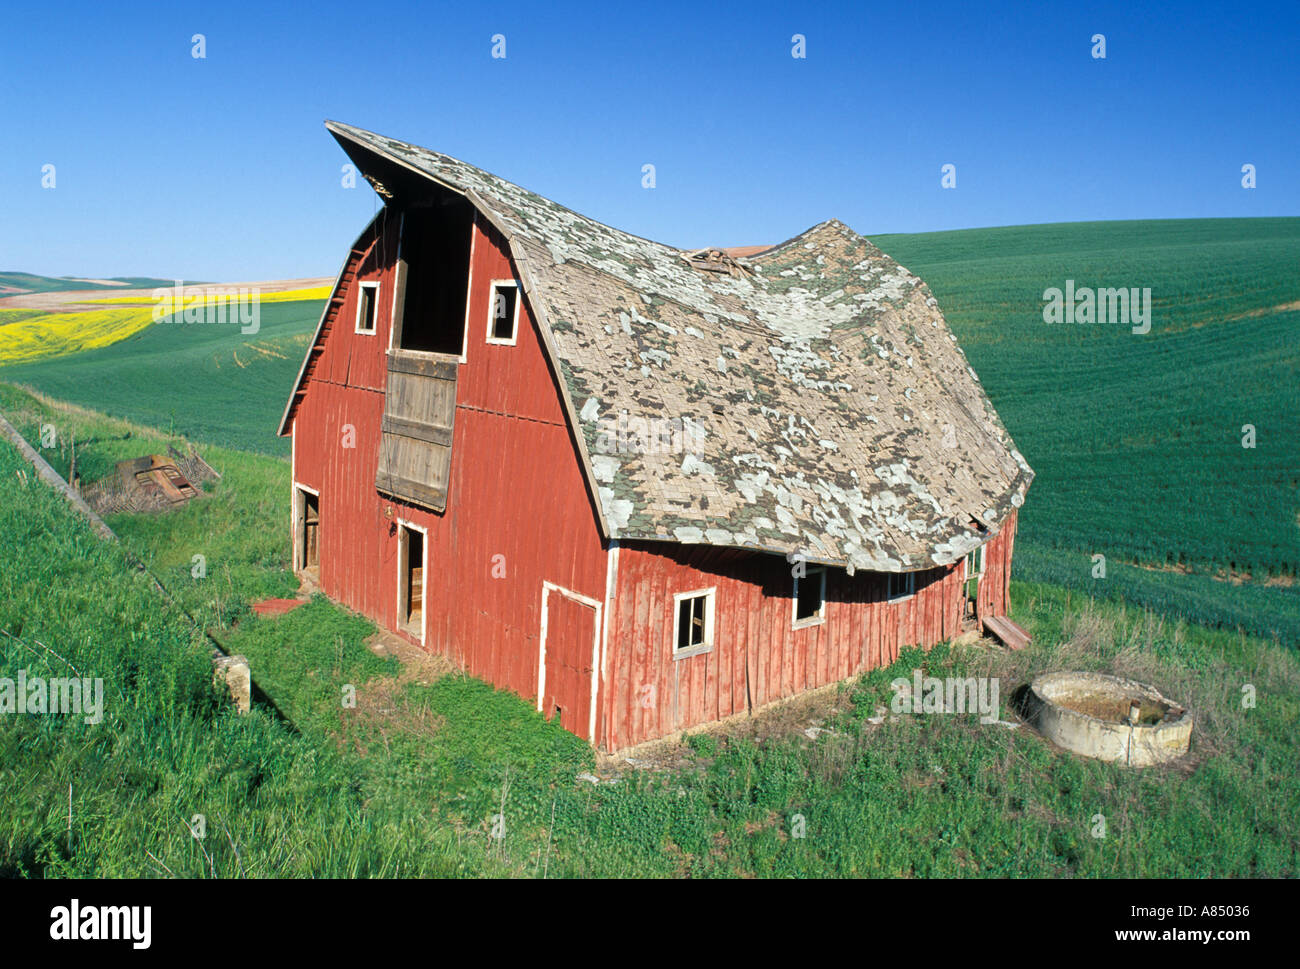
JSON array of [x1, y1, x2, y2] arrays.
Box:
[[673, 588, 715, 657], [486, 280, 519, 344], [886, 571, 915, 602], [393, 199, 475, 355], [297, 487, 320, 574], [356, 281, 378, 333], [964, 545, 984, 617], [398, 523, 425, 639], [793, 565, 826, 626]]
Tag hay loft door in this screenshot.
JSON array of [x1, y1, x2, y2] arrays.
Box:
[[377, 353, 457, 510]]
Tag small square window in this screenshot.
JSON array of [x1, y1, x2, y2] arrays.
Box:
[[965, 546, 984, 578], [673, 588, 715, 657], [355, 281, 378, 333], [793, 565, 826, 627], [886, 571, 915, 602], [486, 280, 519, 345]]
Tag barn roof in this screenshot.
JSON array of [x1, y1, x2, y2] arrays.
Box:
[[287, 121, 1033, 573]]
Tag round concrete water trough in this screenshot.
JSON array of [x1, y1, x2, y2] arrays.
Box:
[[1028, 672, 1192, 766]]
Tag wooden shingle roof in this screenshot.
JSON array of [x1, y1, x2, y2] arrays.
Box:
[[299, 121, 1033, 573]]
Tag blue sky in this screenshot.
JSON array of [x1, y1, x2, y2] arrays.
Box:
[[2, 0, 1295, 280]]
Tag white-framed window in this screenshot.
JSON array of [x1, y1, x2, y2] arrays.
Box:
[[886, 571, 915, 602], [964, 545, 984, 580], [355, 281, 379, 334], [672, 587, 715, 658], [485, 279, 520, 345], [792, 565, 827, 628]]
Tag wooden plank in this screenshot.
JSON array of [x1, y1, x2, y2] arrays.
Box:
[[387, 351, 458, 380], [983, 615, 1031, 651], [375, 472, 446, 510], [382, 414, 454, 447], [389, 252, 409, 349]]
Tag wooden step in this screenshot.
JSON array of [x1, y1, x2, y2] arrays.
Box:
[[982, 615, 1032, 651]]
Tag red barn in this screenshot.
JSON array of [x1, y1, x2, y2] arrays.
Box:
[[278, 121, 1034, 751]]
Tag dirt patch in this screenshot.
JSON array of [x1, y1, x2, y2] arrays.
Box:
[[1224, 299, 1300, 321], [365, 627, 457, 686], [251, 597, 306, 617], [1130, 559, 1294, 587]]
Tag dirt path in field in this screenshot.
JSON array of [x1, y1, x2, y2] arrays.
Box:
[[1224, 299, 1300, 321]]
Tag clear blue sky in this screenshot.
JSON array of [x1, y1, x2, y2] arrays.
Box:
[[2, 0, 1295, 281]]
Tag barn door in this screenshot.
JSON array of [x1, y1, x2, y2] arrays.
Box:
[[376, 351, 457, 511], [538, 583, 601, 742]]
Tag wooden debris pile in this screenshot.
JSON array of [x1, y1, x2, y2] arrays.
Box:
[[82, 446, 221, 515]]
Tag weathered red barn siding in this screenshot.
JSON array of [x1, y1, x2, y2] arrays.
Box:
[[603, 515, 1019, 750], [975, 510, 1017, 620], [292, 211, 607, 713]]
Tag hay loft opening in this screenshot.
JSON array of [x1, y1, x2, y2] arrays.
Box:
[[393, 196, 475, 356]]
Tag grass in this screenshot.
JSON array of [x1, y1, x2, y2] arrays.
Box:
[[0, 278, 325, 365], [0, 384, 298, 631], [0, 390, 1295, 877], [1015, 543, 1300, 647]]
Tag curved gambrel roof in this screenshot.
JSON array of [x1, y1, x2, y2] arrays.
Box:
[[288, 121, 1033, 573]]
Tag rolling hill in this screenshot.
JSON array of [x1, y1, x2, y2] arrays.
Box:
[[0, 271, 180, 298]]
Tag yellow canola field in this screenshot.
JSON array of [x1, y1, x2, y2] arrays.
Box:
[[0, 286, 330, 365], [0, 306, 156, 365], [81, 285, 332, 306]]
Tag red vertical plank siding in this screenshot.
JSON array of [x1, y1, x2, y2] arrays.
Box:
[[293, 213, 607, 722], [975, 511, 1018, 621], [602, 545, 1001, 751]]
